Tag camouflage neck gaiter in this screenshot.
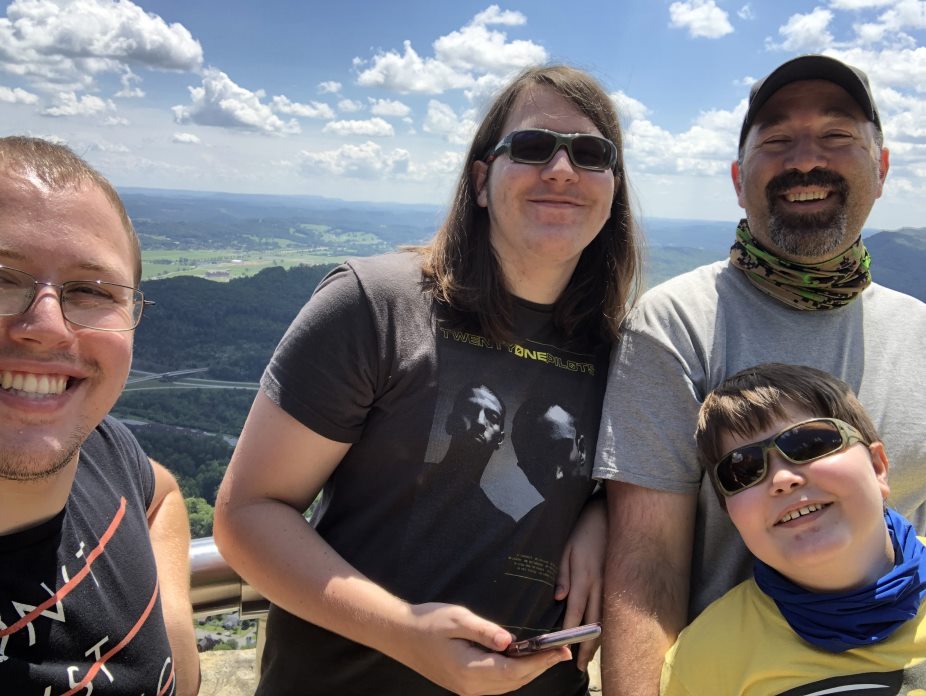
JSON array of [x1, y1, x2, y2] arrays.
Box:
[[729, 219, 872, 311]]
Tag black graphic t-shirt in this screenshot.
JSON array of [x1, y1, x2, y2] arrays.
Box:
[[0, 417, 176, 695], [259, 252, 608, 695]]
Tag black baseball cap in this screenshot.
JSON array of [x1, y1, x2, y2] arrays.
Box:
[[739, 54, 881, 150]]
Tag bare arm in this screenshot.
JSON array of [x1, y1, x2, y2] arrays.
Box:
[[214, 392, 569, 695], [600, 482, 696, 696], [147, 460, 200, 696], [554, 493, 606, 671]]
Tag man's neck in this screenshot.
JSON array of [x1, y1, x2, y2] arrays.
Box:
[[0, 459, 79, 535]]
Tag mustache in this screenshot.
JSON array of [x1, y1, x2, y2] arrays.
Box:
[[0, 348, 94, 372], [765, 169, 849, 198]]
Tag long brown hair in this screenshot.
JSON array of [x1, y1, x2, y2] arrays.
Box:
[[416, 65, 642, 344]]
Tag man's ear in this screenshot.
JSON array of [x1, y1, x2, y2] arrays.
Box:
[[731, 160, 745, 209], [472, 160, 489, 208], [869, 441, 891, 501], [875, 147, 890, 198]]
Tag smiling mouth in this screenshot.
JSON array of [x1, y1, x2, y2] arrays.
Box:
[[784, 190, 830, 203], [776, 502, 831, 525], [0, 370, 72, 396]]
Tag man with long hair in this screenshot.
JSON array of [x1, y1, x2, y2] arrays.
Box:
[[215, 64, 641, 695]]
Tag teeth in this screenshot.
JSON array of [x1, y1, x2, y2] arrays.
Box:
[[786, 190, 828, 202], [0, 370, 68, 396], [778, 503, 825, 524]]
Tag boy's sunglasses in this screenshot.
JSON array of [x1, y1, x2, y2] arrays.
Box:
[[712, 418, 867, 497], [485, 128, 619, 172]]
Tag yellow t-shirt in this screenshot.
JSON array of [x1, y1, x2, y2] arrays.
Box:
[[661, 575, 926, 695]]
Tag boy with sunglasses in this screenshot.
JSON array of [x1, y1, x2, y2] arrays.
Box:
[[661, 363, 926, 695]]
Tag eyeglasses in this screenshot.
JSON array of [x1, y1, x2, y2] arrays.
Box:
[[0, 264, 153, 332], [486, 128, 619, 172], [712, 418, 867, 497]]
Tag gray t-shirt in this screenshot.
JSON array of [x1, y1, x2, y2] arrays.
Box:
[[594, 259, 926, 617]]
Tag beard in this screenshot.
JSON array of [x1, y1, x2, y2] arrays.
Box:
[[0, 428, 83, 481], [764, 169, 851, 259]]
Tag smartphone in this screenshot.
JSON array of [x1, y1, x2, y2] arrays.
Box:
[[504, 622, 601, 657]]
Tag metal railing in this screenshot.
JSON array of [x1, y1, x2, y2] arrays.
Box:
[[190, 536, 268, 618]]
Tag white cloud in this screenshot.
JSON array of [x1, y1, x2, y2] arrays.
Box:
[[610, 90, 650, 123], [0, 0, 203, 90], [738, 4, 754, 20], [173, 132, 201, 144], [300, 141, 409, 178], [271, 95, 335, 119], [322, 116, 394, 137], [368, 97, 411, 117], [337, 98, 364, 113], [471, 5, 526, 27], [41, 91, 113, 117], [0, 84, 37, 104], [422, 100, 477, 145], [102, 115, 128, 126], [828, 0, 895, 8], [669, 0, 734, 39], [114, 69, 144, 98], [317, 80, 342, 94], [769, 9, 834, 52], [354, 6, 546, 94], [300, 141, 463, 183], [172, 68, 300, 135]]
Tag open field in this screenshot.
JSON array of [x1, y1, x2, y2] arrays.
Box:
[[141, 247, 347, 282]]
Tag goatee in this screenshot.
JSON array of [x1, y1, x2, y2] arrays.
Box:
[[765, 169, 850, 259]]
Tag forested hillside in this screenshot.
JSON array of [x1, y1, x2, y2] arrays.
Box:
[[133, 263, 336, 380]]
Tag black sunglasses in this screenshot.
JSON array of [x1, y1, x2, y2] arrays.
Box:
[[486, 128, 619, 172], [712, 418, 867, 497]]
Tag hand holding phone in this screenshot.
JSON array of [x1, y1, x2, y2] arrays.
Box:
[[503, 622, 601, 657]]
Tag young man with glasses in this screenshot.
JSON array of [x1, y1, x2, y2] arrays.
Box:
[[0, 136, 199, 694], [595, 54, 926, 695], [215, 65, 641, 695], [662, 363, 926, 694]]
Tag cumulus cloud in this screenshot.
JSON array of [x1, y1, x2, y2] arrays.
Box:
[[369, 97, 411, 117], [422, 99, 476, 145], [300, 141, 409, 178], [337, 98, 364, 112], [669, 0, 734, 39], [41, 91, 114, 117], [0, 84, 37, 104], [103, 115, 128, 126], [300, 141, 463, 182], [354, 5, 546, 94], [829, 0, 894, 9], [271, 95, 335, 119], [0, 0, 203, 90], [738, 4, 754, 20], [768, 9, 834, 52], [173, 132, 201, 144], [317, 80, 342, 94], [115, 69, 145, 98], [173, 68, 300, 135], [322, 117, 394, 137]]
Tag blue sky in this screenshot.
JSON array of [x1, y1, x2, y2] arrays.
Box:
[[0, 0, 924, 229]]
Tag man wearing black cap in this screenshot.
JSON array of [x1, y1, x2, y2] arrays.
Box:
[[593, 55, 926, 695]]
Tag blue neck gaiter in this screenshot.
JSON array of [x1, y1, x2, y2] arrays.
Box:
[[753, 508, 926, 653]]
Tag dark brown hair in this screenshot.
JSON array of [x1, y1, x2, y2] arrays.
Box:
[[696, 363, 881, 501], [415, 65, 642, 344], [0, 136, 141, 284]]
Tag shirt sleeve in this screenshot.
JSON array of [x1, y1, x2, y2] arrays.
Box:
[[261, 263, 380, 443], [592, 328, 705, 494]]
